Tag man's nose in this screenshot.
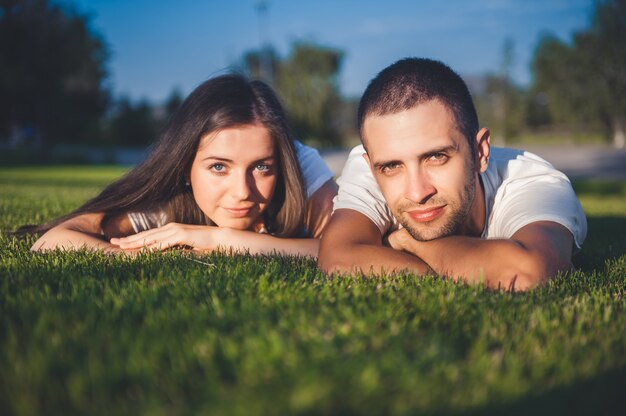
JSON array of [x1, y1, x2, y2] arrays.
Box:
[[403, 169, 436, 204]]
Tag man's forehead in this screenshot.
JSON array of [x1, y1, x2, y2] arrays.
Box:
[[362, 101, 464, 158]]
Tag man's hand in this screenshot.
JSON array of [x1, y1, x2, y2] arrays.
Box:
[[318, 209, 431, 276], [385, 228, 416, 252], [383, 221, 575, 291]]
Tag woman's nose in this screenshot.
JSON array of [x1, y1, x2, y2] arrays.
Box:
[[231, 171, 252, 200]]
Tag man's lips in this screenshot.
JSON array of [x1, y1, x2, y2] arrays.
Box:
[[407, 205, 445, 223]]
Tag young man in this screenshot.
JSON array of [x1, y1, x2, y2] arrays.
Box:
[[318, 58, 587, 291]]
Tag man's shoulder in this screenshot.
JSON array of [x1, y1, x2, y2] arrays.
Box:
[[490, 146, 552, 166], [486, 146, 566, 184], [483, 146, 586, 246], [347, 144, 367, 159], [339, 144, 371, 177]]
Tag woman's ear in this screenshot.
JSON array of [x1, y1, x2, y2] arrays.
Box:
[[475, 128, 491, 173]]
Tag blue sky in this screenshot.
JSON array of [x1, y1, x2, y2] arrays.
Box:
[[69, 0, 595, 103]]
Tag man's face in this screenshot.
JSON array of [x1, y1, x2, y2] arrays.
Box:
[[363, 100, 479, 241]]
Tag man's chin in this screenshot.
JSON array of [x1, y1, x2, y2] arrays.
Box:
[[405, 228, 449, 242], [400, 218, 458, 242]]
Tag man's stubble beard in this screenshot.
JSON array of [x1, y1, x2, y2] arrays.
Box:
[[395, 165, 477, 242]]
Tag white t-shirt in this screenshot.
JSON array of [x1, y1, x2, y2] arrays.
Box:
[[128, 140, 334, 233], [333, 145, 587, 249]]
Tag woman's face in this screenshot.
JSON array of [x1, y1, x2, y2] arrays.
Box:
[[189, 123, 278, 231]]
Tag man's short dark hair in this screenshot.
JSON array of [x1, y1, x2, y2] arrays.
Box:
[[358, 58, 479, 151]]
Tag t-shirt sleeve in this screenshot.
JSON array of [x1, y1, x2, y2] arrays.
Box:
[[127, 210, 168, 233], [489, 173, 587, 250], [332, 145, 395, 235], [294, 140, 335, 198]]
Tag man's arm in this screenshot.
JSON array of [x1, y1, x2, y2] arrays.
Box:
[[388, 220, 574, 290], [317, 209, 431, 275]]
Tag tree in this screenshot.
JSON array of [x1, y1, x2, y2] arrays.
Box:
[[164, 88, 184, 119], [531, 0, 626, 147], [241, 41, 345, 148], [106, 98, 157, 147], [0, 0, 109, 150], [478, 39, 525, 144], [242, 46, 280, 86]]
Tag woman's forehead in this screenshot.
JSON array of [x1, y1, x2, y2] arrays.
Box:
[[197, 124, 276, 158]]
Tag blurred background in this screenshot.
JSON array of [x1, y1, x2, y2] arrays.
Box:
[[1, 0, 625, 178]]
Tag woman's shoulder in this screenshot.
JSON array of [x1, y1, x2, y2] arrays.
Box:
[[293, 140, 334, 198]]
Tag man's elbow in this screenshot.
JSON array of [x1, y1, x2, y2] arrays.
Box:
[[317, 255, 352, 276], [317, 245, 361, 276], [501, 255, 573, 291]]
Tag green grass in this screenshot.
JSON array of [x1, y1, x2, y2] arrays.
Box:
[[1, 166, 625, 415]]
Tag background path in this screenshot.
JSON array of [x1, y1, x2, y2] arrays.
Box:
[[321, 144, 626, 181]]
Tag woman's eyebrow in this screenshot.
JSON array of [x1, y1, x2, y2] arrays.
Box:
[[201, 155, 277, 163], [201, 156, 233, 162]]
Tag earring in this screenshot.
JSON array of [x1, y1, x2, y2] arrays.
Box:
[[185, 181, 190, 187]]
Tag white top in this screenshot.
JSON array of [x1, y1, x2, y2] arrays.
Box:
[[128, 140, 334, 233], [333, 145, 587, 249]]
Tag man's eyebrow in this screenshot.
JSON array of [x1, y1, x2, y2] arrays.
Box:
[[420, 144, 459, 157], [372, 144, 460, 169], [372, 159, 401, 170]]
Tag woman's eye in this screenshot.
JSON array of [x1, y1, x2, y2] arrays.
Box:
[[209, 163, 226, 173], [255, 163, 272, 172]]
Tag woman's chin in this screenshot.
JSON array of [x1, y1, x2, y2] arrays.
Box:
[[213, 217, 256, 231]]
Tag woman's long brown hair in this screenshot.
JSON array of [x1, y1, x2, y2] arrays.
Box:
[[20, 74, 306, 237]]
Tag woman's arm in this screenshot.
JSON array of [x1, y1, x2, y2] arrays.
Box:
[[110, 180, 338, 257], [31, 212, 134, 252], [110, 223, 321, 257], [110, 181, 338, 257]]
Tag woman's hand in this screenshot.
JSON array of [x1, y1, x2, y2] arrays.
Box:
[[110, 222, 321, 257], [110, 223, 229, 252]]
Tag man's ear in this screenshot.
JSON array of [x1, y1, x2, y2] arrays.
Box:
[[475, 128, 491, 173], [363, 152, 372, 168]]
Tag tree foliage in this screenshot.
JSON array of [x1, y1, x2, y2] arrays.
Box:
[[473, 39, 525, 144], [242, 41, 346, 148], [531, 0, 626, 147], [104, 89, 183, 147], [105, 98, 156, 147], [0, 0, 109, 148]]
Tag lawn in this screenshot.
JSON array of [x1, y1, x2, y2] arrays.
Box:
[[1, 166, 625, 415]]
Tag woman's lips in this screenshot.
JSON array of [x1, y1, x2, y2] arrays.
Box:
[[407, 205, 445, 223], [222, 206, 254, 218]]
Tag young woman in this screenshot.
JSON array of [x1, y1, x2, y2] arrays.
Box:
[[29, 74, 337, 257]]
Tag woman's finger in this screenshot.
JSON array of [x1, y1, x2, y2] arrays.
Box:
[[112, 229, 173, 249]]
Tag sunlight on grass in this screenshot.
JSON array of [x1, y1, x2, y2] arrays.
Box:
[[1, 166, 624, 415]]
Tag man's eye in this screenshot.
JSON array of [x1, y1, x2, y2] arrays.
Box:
[[428, 153, 448, 163], [381, 163, 400, 174]]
